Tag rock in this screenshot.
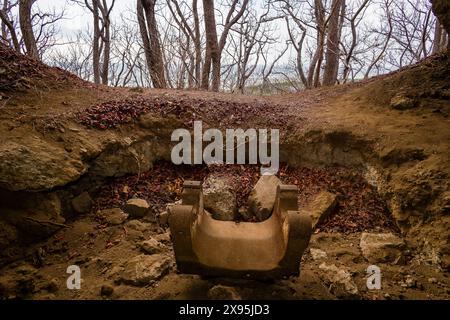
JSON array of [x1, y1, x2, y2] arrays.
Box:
[[139, 238, 166, 255], [207, 285, 241, 300], [390, 94, 417, 110], [1, 191, 64, 241], [0, 137, 85, 191], [125, 219, 150, 232], [203, 175, 237, 221], [153, 232, 171, 245], [238, 207, 253, 221], [318, 263, 360, 299], [72, 192, 93, 214], [300, 191, 337, 229], [247, 175, 282, 221], [121, 254, 171, 286], [428, 277, 438, 284], [100, 284, 114, 296], [16, 264, 37, 276], [310, 248, 328, 261], [0, 221, 18, 250], [158, 211, 169, 226], [124, 198, 149, 218], [99, 208, 128, 225], [404, 275, 417, 288], [46, 278, 59, 293], [359, 232, 405, 264]]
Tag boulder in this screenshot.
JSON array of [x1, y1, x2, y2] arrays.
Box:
[[207, 285, 241, 300], [390, 94, 417, 110], [100, 284, 114, 297], [300, 191, 338, 229], [202, 175, 237, 221], [247, 175, 282, 221], [0, 137, 85, 191], [124, 198, 149, 218], [120, 254, 171, 286], [318, 263, 360, 299], [99, 208, 128, 225], [139, 238, 166, 255], [72, 192, 93, 214], [359, 232, 405, 264], [157, 211, 170, 227]]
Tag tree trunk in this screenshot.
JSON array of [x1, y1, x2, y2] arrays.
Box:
[[100, 3, 111, 85], [192, 0, 201, 85], [312, 0, 325, 88], [0, 1, 21, 52], [323, 0, 344, 86], [432, 0, 450, 38], [19, 0, 38, 59], [92, 0, 101, 84], [201, 0, 219, 91], [137, 0, 166, 88]]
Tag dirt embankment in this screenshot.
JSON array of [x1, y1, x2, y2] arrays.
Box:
[[0, 44, 449, 300]]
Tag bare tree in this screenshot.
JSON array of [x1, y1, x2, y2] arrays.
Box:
[[78, 0, 115, 85], [202, 0, 249, 91], [137, 0, 166, 88], [166, 0, 202, 87]]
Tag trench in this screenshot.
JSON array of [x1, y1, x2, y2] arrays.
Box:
[[2, 128, 448, 300]]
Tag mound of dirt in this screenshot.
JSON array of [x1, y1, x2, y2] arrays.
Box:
[[0, 44, 87, 91]]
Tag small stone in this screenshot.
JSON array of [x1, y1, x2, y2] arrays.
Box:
[[310, 248, 328, 261], [207, 285, 241, 300], [405, 275, 417, 288], [16, 264, 37, 276], [158, 211, 169, 226], [100, 284, 114, 296], [390, 94, 417, 110], [124, 198, 149, 218], [238, 207, 253, 221], [428, 277, 438, 284], [46, 278, 59, 293], [248, 175, 282, 221], [360, 232, 405, 264], [318, 263, 360, 299], [121, 254, 171, 286], [153, 232, 171, 245], [139, 238, 166, 255], [99, 208, 128, 225], [72, 192, 93, 214]]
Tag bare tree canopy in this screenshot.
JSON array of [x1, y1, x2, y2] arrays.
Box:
[[0, 0, 444, 92]]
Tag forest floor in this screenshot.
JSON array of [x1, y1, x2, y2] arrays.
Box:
[[0, 45, 449, 300]]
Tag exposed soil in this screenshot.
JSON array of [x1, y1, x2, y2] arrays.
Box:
[[0, 44, 449, 300]]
